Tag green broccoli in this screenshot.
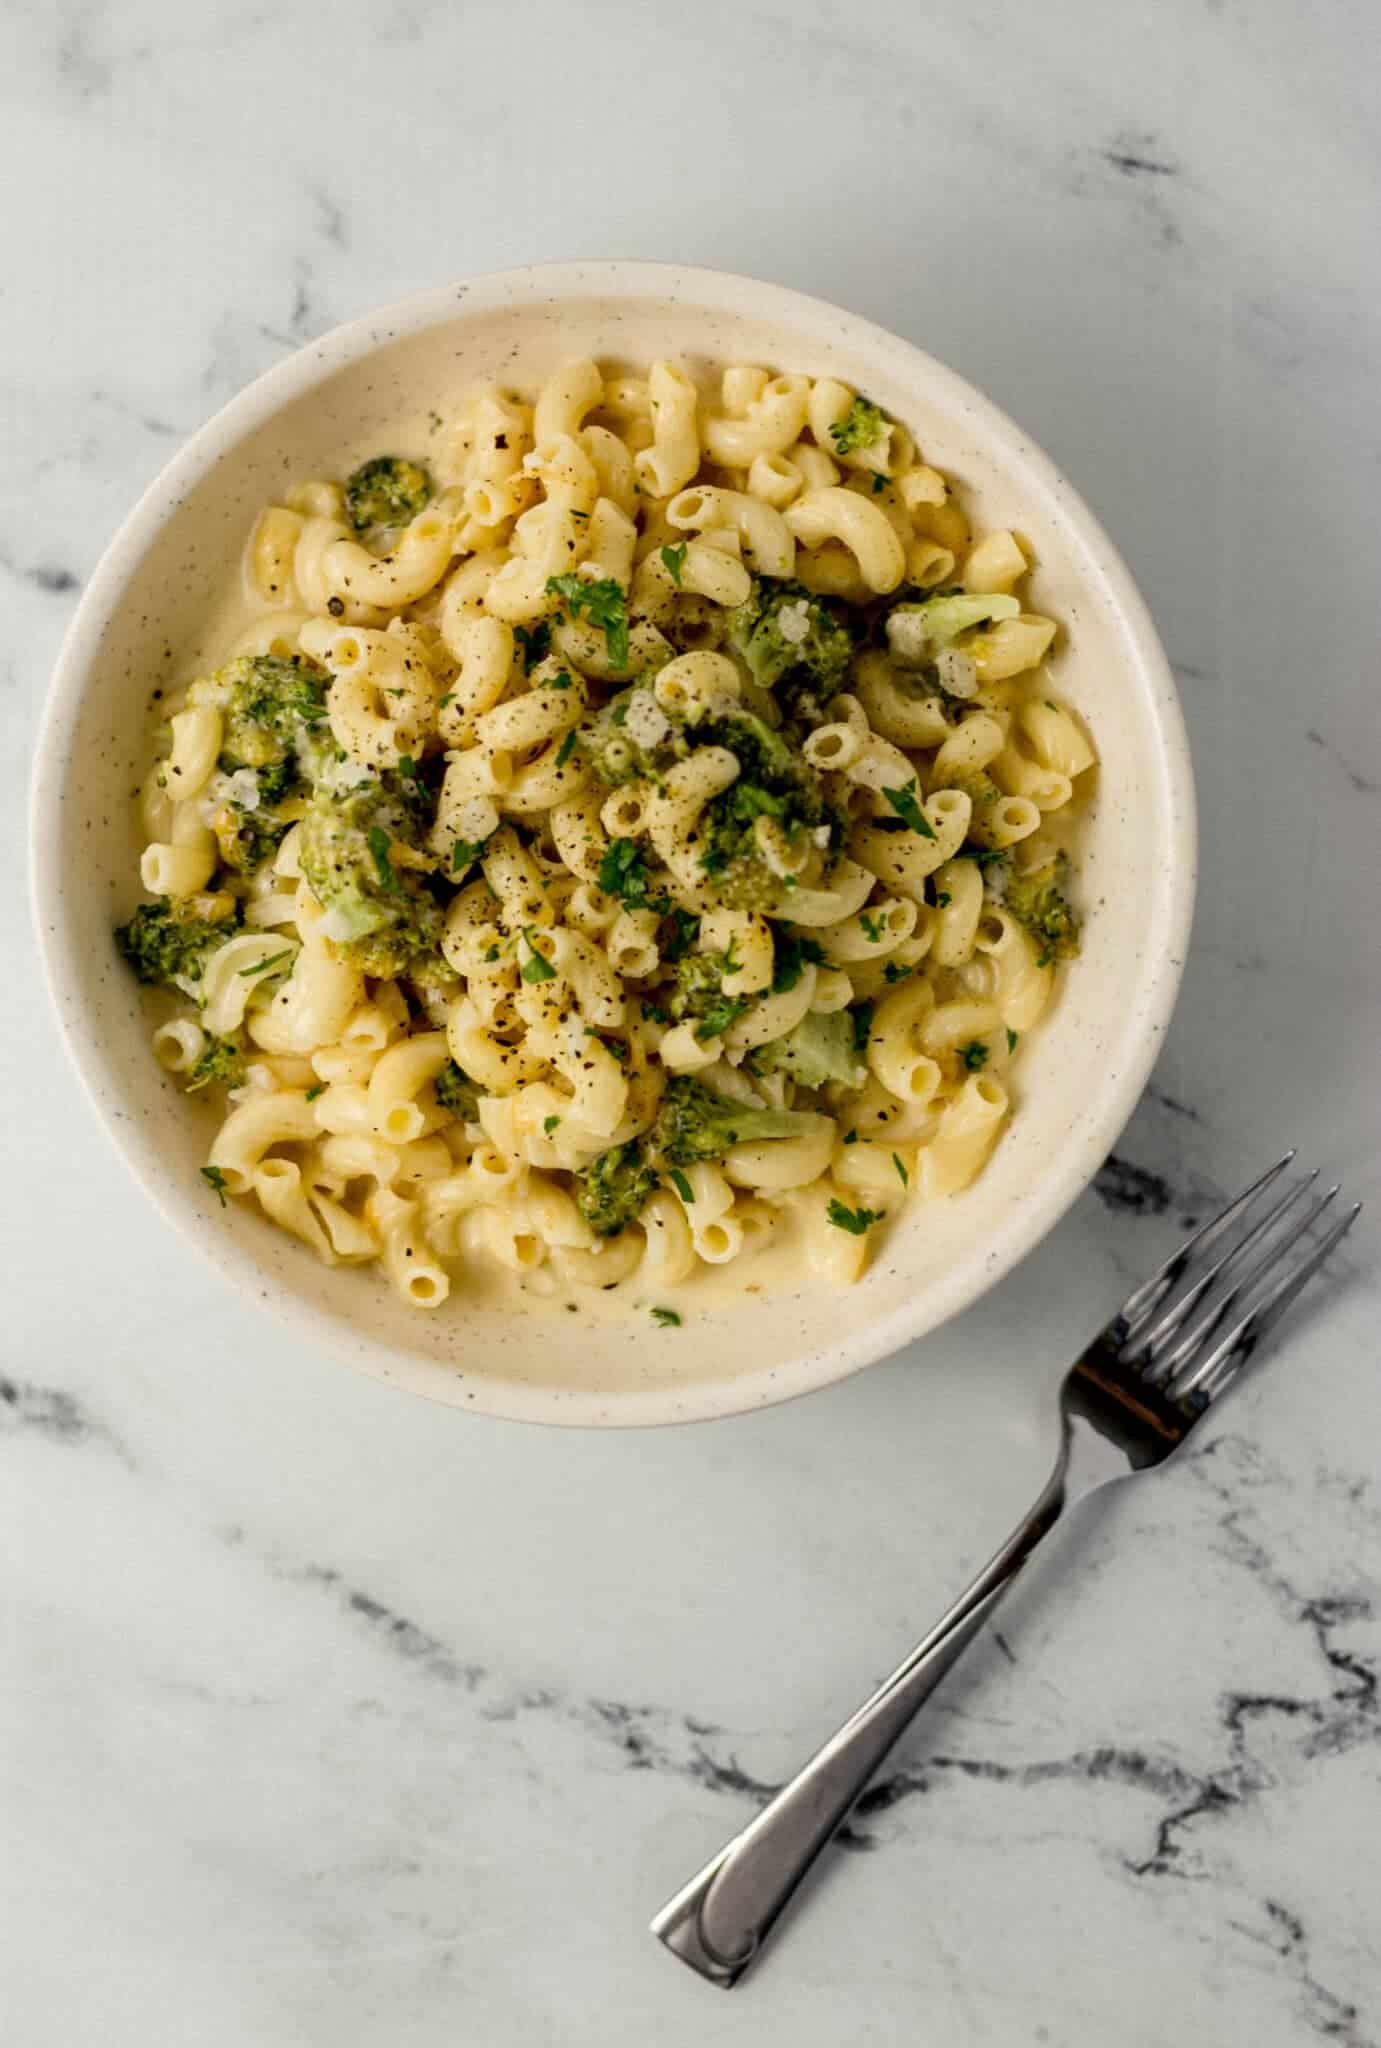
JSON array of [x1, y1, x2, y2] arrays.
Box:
[[668, 949, 748, 1042], [115, 898, 238, 996], [828, 394, 890, 458], [884, 591, 1020, 669], [298, 774, 456, 986], [692, 710, 842, 912], [203, 655, 333, 783], [1004, 854, 1081, 967], [212, 801, 294, 876], [752, 1010, 867, 1091], [434, 1061, 480, 1119], [726, 578, 855, 696], [574, 1139, 661, 1238], [185, 655, 336, 874], [185, 1034, 247, 1093], [650, 1075, 819, 1167], [573, 1076, 821, 1236], [694, 708, 796, 781], [344, 456, 432, 533]]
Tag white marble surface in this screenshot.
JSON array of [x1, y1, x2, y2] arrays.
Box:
[[4, 1, 1380, 2040]]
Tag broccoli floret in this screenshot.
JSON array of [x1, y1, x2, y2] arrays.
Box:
[[191, 656, 336, 874], [668, 949, 748, 1042], [1004, 855, 1081, 967], [115, 897, 237, 996], [185, 1034, 247, 1093], [204, 655, 332, 781], [344, 456, 432, 533], [828, 394, 890, 459], [298, 774, 456, 987], [212, 798, 294, 876], [752, 1010, 867, 1091], [695, 709, 795, 782], [651, 1075, 819, 1167], [573, 1076, 819, 1234], [691, 710, 842, 912], [884, 592, 1020, 669], [726, 578, 855, 695], [575, 1139, 661, 1238], [434, 1061, 480, 1119]]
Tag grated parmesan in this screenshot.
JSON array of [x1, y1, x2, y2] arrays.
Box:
[[776, 599, 812, 646], [622, 690, 670, 748]]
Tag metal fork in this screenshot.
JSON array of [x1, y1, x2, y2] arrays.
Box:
[[651, 1154, 1361, 1987]]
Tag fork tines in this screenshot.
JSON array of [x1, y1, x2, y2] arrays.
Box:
[[1110, 1152, 1361, 1410]]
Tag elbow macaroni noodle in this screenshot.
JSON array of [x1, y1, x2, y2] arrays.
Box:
[[119, 353, 1097, 1319]]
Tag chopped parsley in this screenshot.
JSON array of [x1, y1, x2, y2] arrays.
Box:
[[883, 781, 936, 839], [883, 960, 913, 984], [843, 1128, 859, 1145], [520, 929, 557, 983], [826, 1198, 884, 1235], [663, 908, 700, 961], [893, 1153, 909, 1187], [200, 1165, 230, 1207], [544, 573, 630, 668], [514, 620, 551, 671], [555, 728, 579, 768], [237, 947, 293, 979], [543, 1114, 562, 1134], [694, 995, 748, 1042], [597, 836, 666, 912], [859, 910, 885, 943], [771, 932, 825, 994], [366, 824, 399, 893], [185, 1035, 246, 1094], [305, 1083, 325, 1103], [651, 1306, 682, 1328], [850, 1000, 875, 1057], [668, 1167, 695, 1203], [660, 542, 687, 586], [549, 669, 574, 691], [959, 1040, 990, 1072], [1007, 1028, 1018, 1053], [451, 836, 488, 876]]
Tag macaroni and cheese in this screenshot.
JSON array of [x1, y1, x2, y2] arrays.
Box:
[[116, 358, 1097, 1319]]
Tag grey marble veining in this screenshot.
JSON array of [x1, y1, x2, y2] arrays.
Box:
[[4, 1, 1379, 2042]]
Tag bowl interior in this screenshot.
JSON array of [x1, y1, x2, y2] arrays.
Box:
[[34, 267, 1193, 1425]]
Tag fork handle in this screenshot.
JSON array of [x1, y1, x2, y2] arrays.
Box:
[[651, 1462, 1067, 1986]]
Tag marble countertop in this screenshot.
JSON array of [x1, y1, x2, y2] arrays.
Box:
[[5, 1, 1379, 2040]]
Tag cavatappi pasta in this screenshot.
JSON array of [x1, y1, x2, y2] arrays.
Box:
[[116, 359, 1097, 1319]]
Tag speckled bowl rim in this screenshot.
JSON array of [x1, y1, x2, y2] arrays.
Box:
[[30, 261, 1196, 1429]]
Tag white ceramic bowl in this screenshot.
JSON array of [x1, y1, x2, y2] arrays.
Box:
[[31, 263, 1195, 1428]]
